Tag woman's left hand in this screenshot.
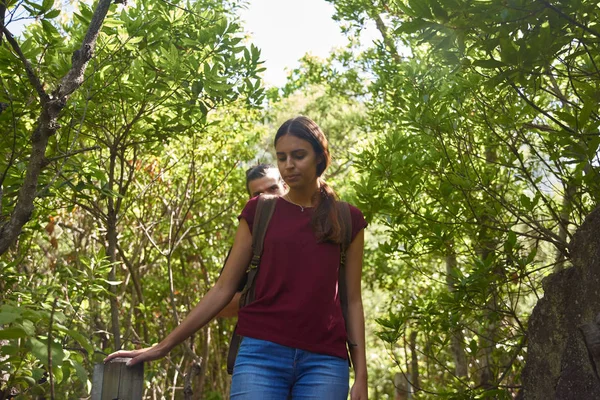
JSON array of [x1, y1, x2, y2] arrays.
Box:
[[350, 380, 368, 400], [103, 344, 169, 367]]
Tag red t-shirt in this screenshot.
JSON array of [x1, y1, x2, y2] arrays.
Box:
[[237, 196, 367, 359]]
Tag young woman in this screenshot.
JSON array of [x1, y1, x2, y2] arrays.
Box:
[[105, 116, 368, 399]]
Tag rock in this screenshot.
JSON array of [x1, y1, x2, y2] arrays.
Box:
[[520, 206, 600, 399]]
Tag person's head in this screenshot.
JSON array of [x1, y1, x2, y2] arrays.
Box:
[[274, 116, 341, 243], [245, 163, 286, 198], [274, 116, 331, 190]]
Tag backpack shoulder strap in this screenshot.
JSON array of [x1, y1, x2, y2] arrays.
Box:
[[240, 194, 277, 307], [227, 194, 277, 375], [250, 194, 278, 264]]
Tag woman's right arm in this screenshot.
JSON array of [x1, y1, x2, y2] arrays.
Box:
[[104, 218, 253, 366]]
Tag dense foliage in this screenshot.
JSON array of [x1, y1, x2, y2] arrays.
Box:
[[1, 0, 263, 398], [1, 0, 598, 398], [324, 0, 600, 397]]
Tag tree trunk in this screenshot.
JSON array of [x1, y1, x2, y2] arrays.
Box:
[[445, 252, 469, 378], [107, 149, 121, 350], [394, 372, 409, 400], [0, 0, 113, 255], [409, 330, 420, 395], [477, 247, 496, 390], [476, 144, 500, 389], [193, 325, 211, 400], [554, 180, 576, 272]]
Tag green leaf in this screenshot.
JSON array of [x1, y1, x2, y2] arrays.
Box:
[[554, 111, 577, 127], [504, 231, 517, 251], [428, 0, 448, 20], [103, 18, 122, 28], [20, 320, 36, 336], [41, 19, 59, 36], [520, 194, 532, 210], [21, 309, 42, 323], [526, 248, 537, 264], [0, 304, 20, 314], [22, 4, 38, 15], [447, 173, 472, 188], [126, 36, 143, 44], [32, 368, 46, 382], [578, 101, 595, 127], [24, 0, 43, 10], [1, 345, 18, 356], [41, 0, 53, 13], [408, 0, 432, 18], [73, 12, 90, 25], [58, 363, 69, 384], [51, 310, 67, 324], [499, 37, 518, 64], [29, 337, 65, 368], [476, 389, 507, 398], [472, 59, 506, 69], [44, 9, 61, 19], [0, 327, 28, 340], [66, 329, 94, 355], [54, 364, 64, 383], [70, 359, 89, 384], [102, 279, 123, 286], [0, 312, 20, 325], [14, 376, 36, 386]]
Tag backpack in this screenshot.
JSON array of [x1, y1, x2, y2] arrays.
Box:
[[226, 195, 355, 374]]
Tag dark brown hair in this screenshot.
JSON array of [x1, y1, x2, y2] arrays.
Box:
[[245, 163, 279, 195], [274, 116, 342, 243]]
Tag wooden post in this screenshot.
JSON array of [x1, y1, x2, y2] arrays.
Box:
[[92, 358, 144, 400]]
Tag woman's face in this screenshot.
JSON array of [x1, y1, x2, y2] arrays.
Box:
[[275, 134, 320, 190]]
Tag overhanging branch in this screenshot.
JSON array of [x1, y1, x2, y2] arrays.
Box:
[[0, 0, 114, 255], [1, 26, 47, 101]]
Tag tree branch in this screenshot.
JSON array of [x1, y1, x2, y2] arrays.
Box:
[[540, 0, 600, 39], [1, 26, 47, 100], [0, 0, 7, 44], [0, 78, 19, 188], [56, 0, 112, 99], [372, 12, 402, 64], [47, 298, 58, 400], [0, 0, 113, 255], [43, 146, 101, 166]]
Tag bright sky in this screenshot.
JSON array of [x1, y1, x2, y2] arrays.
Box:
[[238, 0, 377, 87], [7, 0, 378, 88]]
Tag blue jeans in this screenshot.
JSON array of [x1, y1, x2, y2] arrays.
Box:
[[230, 337, 349, 399]]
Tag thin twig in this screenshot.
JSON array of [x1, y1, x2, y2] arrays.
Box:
[[540, 0, 600, 39], [48, 298, 58, 400], [1, 26, 47, 100], [43, 146, 101, 165]]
